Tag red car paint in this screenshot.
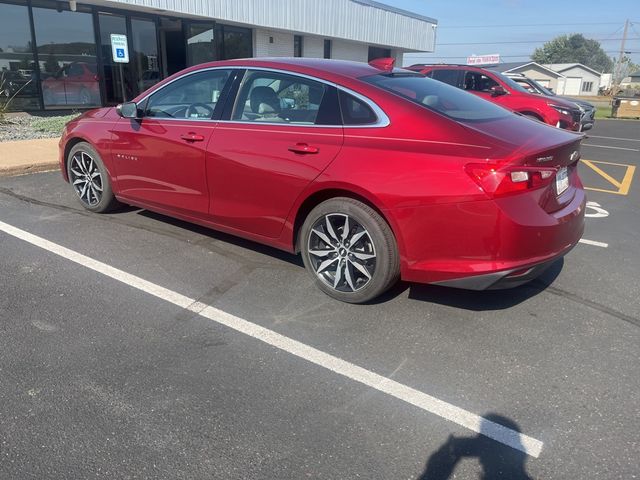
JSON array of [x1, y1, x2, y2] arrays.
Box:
[[410, 64, 582, 131], [59, 58, 585, 290]]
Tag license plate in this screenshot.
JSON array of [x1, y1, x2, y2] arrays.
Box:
[[556, 167, 569, 195]]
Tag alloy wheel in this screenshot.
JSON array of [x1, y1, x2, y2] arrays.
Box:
[[307, 213, 377, 292], [69, 150, 103, 206]]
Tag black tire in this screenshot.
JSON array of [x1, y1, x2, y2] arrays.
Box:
[[67, 142, 121, 213], [299, 197, 400, 303]]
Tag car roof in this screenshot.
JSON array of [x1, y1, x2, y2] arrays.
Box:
[[180, 57, 414, 82]]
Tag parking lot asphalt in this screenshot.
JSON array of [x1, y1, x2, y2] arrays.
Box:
[[1, 119, 639, 479]]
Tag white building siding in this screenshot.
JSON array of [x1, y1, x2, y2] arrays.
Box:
[[253, 32, 373, 64], [302, 36, 325, 58], [254, 29, 295, 57], [556, 66, 600, 96], [332, 40, 368, 62], [104, 0, 436, 51]]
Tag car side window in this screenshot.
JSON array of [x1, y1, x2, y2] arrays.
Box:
[[145, 69, 231, 120], [431, 69, 460, 86], [68, 63, 83, 77], [463, 72, 499, 93], [232, 70, 327, 124], [339, 90, 378, 125]]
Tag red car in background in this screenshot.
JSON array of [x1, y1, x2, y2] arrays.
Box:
[[409, 64, 583, 131], [59, 58, 585, 303], [42, 62, 100, 106]]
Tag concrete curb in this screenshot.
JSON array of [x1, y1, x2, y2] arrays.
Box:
[[0, 137, 60, 177]]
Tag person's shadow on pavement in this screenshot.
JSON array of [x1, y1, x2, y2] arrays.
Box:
[[418, 413, 534, 480]]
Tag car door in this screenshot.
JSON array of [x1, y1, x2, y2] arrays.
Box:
[[111, 68, 233, 216], [207, 69, 344, 238]]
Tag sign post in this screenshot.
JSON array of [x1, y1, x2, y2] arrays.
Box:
[[110, 34, 129, 102]]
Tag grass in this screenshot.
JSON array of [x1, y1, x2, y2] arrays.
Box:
[[30, 113, 81, 134], [594, 108, 613, 120]]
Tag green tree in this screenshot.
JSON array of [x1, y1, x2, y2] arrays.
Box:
[[531, 34, 613, 73]]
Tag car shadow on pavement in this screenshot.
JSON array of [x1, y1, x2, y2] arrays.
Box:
[[405, 259, 563, 310], [418, 413, 534, 480], [136, 210, 304, 267]]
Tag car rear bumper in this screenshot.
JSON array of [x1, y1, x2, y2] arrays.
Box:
[[430, 246, 572, 290], [397, 186, 586, 290]]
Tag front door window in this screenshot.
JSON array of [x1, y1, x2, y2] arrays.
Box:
[[145, 69, 231, 120]]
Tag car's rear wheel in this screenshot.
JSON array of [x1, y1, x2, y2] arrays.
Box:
[[300, 197, 399, 303], [67, 142, 121, 213]]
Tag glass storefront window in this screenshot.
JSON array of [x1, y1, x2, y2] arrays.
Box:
[[32, 5, 99, 108], [220, 25, 252, 60], [98, 13, 135, 105], [131, 18, 159, 93], [0, 1, 40, 110], [187, 23, 216, 67]]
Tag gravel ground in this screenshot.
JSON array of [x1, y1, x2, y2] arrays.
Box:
[[0, 112, 79, 142]]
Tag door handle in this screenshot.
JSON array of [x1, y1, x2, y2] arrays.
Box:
[[288, 143, 319, 155], [180, 132, 205, 142]]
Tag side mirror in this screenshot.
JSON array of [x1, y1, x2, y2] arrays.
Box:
[[116, 101, 141, 119], [490, 85, 507, 97]]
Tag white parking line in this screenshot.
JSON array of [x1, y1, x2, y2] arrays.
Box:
[[582, 144, 639, 152], [587, 135, 640, 143], [0, 219, 543, 458], [579, 238, 609, 248]]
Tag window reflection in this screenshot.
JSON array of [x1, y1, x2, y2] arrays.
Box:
[[131, 18, 159, 93], [187, 23, 216, 67], [220, 25, 252, 59], [98, 13, 134, 105], [0, 1, 39, 110], [32, 5, 100, 108]]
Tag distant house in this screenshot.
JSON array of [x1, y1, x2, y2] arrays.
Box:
[[543, 63, 602, 96], [620, 70, 640, 87], [490, 61, 565, 92]]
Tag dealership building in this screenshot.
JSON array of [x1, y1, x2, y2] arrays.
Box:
[[0, 0, 437, 111]]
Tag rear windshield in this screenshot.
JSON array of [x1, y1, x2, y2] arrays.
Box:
[[363, 74, 512, 122]]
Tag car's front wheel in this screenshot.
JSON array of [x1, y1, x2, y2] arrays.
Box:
[[300, 197, 400, 303], [67, 142, 121, 213]]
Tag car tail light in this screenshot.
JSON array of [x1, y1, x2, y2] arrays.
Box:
[[465, 163, 557, 198]]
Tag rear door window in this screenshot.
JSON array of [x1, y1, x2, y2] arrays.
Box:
[[232, 70, 328, 125], [430, 69, 461, 87]]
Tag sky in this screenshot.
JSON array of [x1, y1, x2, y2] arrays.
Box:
[[383, 0, 640, 68]]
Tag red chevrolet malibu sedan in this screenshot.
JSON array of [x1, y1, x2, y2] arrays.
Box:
[[59, 58, 585, 303]]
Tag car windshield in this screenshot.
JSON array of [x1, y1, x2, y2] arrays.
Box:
[[528, 78, 555, 96], [493, 72, 529, 93], [363, 73, 512, 122]]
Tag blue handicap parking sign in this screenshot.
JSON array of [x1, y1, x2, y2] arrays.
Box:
[[116, 48, 125, 58]]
